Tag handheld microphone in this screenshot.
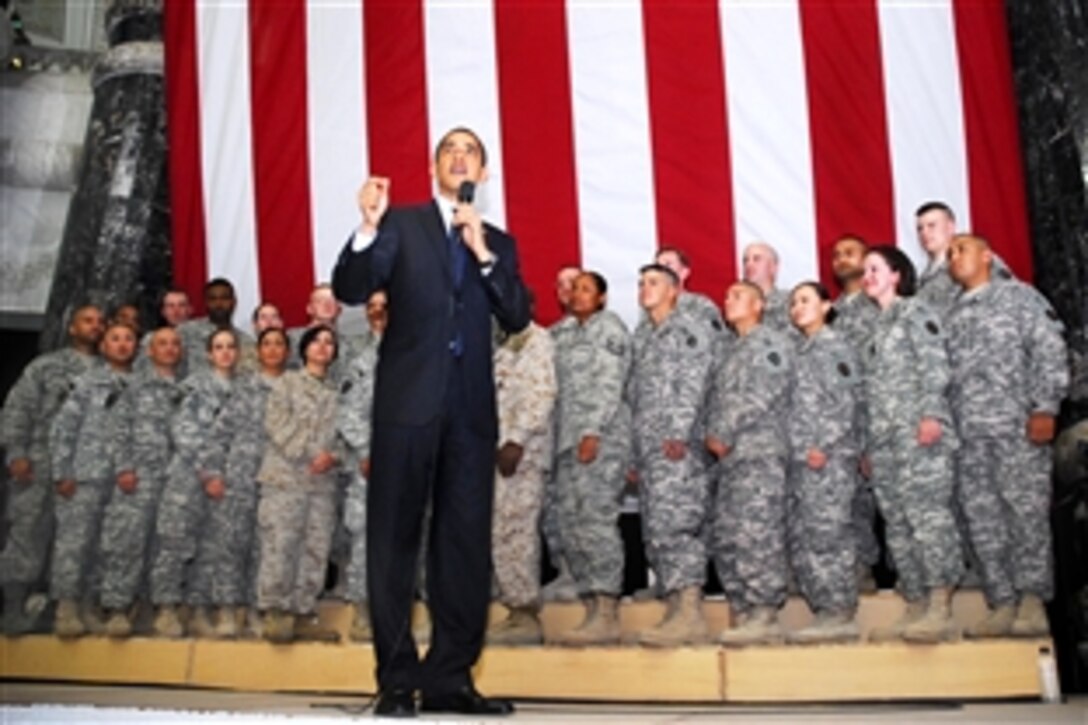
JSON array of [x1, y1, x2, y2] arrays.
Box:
[[457, 180, 475, 205]]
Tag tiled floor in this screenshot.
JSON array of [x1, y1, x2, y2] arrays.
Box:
[[1, 683, 1085, 723]]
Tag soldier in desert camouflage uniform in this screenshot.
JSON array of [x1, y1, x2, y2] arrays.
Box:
[[550, 272, 631, 646], [99, 326, 183, 637], [256, 325, 343, 643], [862, 245, 963, 644], [192, 327, 291, 639], [49, 322, 137, 637], [785, 282, 865, 644], [947, 234, 1069, 639], [487, 304, 557, 645], [707, 282, 794, 647], [1, 304, 103, 634], [148, 328, 239, 638], [627, 264, 716, 648]]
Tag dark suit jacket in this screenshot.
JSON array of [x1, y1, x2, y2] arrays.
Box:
[[332, 200, 530, 440]]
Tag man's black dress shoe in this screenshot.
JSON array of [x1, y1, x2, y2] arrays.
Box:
[[373, 688, 416, 718], [420, 685, 515, 716]]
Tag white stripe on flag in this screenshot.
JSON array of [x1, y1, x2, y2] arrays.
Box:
[[306, 1, 368, 286], [567, 1, 657, 329], [196, 2, 261, 329], [878, 0, 971, 270], [720, 0, 818, 291], [424, 0, 507, 227]]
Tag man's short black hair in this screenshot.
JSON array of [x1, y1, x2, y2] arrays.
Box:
[[640, 263, 680, 286], [914, 201, 956, 221], [204, 277, 235, 295], [434, 127, 488, 168]]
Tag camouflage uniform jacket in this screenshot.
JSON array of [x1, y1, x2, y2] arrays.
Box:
[[49, 366, 130, 481], [198, 371, 278, 484], [258, 369, 341, 492], [495, 322, 557, 462], [788, 327, 864, 461], [172, 369, 234, 470], [338, 334, 380, 464], [176, 318, 253, 379], [2, 348, 97, 464], [947, 279, 1068, 439], [706, 323, 793, 459], [831, 291, 879, 361], [552, 310, 632, 454], [115, 367, 182, 480]]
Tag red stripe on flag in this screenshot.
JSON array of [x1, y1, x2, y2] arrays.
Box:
[[364, 2, 431, 205], [799, 0, 895, 291], [163, 0, 209, 315], [643, 0, 735, 303], [494, 0, 582, 324], [248, 1, 317, 327], [951, 0, 1033, 281]]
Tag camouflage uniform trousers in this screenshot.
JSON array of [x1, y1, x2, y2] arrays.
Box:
[[788, 457, 859, 614], [0, 461, 54, 587], [149, 463, 214, 606], [99, 476, 165, 610], [541, 472, 564, 567], [638, 448, 709, 593], [554, 443, 625, 596], [343, 472, 368, 604], [50, 479, 110, 601], [191, 480, 260, 607], [256, 484, 337, 614], [711, 455, 789, 613], [869, 437, 963, 601], [491, 459, 547, 609], [957, 435, 1054, 604]]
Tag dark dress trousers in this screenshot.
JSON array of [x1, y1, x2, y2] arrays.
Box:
[[332, 200, 529, 695]]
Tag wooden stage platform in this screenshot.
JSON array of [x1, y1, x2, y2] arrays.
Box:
[[0, 591, 1052, 703]]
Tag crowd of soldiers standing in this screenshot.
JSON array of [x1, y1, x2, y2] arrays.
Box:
[[0, 199, 1070, 651]]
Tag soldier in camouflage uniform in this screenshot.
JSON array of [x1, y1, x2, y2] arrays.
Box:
[[829, 235, 881, 589], [707, 282, 794, 647], [149, 328, 239, 638], [785, 282, 865, 644], [256, 325, 343, 643], [49, 322, 137, 637], [948, 234, 1069, 638], [861, 245, 963, 644], [626, 265, 716, 647], [176, 278, 253, 379], [337, 291, 386, 642], [487, 310, 557, 645], [655, 247, 727, 338], [190, 327, 291, 639], [99, 326, 183, 637], [742, 242, 791, 334], [1, 304, 103, 634], [550, 272, 631, 645], [541, 266, 582, 604], [135, 290, 192, 375]]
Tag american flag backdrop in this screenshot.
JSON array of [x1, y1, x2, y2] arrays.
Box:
[[163, 0, 1031, 329]]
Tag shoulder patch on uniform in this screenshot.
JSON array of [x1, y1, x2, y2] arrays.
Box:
[[605, 336, 626, 356], [837, 362, 852, 378], [711, 320, 723, 331], [105, 391, 119, 408], [767, 351, 781, 366], [687, 335, 698, 348], [172, 392, 184, 407], [340, 380, 353, 394], [925, 321, 940, 335], [1046, 308, 1059, 321], [869, 342, 876, 356]]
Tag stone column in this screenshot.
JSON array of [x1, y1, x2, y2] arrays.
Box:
[[40, 0, 169, 351]]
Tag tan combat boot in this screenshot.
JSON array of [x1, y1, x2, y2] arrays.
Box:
[[54, 599, 86, 638], [81, 604, 107, 635], [787, 611, 860, 645], [869, 598, 926, 643], [104, 609, 133, 638], [262, 610, 294, 643], [903, 587, 957, 644], [486, 606, 543, 646], [541, 560, 579, 603], [558, 595, 620, 646], [244, 608, 263, 639], [1009, 594, 1049, 638], [153, 605, 184, 638], [718, 605, 784, 647], [349, 602, 373, 642], [639, 587, 709, 647], [965, 603, 1016, 639], [188, 606, 216, 638], [294, 612, 342, 643], [211, 606, 238, 639]]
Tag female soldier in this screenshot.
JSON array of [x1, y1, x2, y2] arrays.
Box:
[[785, 282, 864, 644], [256, 325, 342, 643], [862, 246, 962, 643], [49, 321, 137, 637], [549, 272, 631, 646], [149, 328, 239, 637], [194, 327, 290, 638]]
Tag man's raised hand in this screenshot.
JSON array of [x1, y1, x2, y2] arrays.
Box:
[[357, 176, 391, 234]]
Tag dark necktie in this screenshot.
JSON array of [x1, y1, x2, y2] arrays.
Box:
[[448, 224, 466, 288]]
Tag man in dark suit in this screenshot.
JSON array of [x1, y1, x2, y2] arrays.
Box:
[[332, 127, 529, 718]]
